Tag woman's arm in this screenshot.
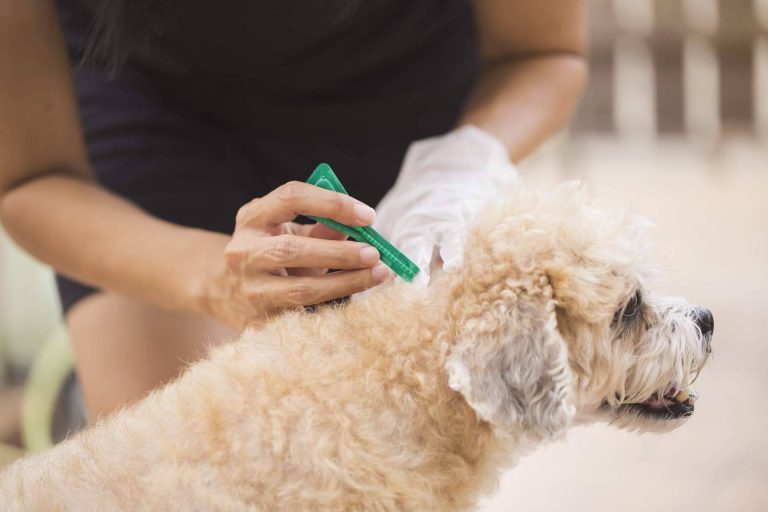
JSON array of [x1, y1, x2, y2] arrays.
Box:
[[0, 0, 232, 316], [461, 0, 588, 162], [0, 0, 386, 328], [0, 0, 233, 314]]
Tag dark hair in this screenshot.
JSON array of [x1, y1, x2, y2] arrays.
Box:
[[81, 0, 175, 76]]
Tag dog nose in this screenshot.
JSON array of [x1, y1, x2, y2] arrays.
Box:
[[694, 307, 714, 348]]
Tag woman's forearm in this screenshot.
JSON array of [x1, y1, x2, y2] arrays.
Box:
[[460, 52, 588, 163], [0, 173, 227, 313]]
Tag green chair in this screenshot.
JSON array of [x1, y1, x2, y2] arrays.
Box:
[[21, 324, 74, 453], [1, 227, 74, 454]]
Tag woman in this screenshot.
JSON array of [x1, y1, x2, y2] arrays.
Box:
[[0, 0, 587, 419]]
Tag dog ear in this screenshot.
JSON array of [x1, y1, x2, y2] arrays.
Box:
[[445, 282, 574, 440]]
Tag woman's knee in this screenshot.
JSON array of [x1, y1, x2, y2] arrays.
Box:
[[65, 292, 237, 419]]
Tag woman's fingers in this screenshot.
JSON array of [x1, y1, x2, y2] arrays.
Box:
[[253, 264, 391, 309], [305, 222, 348, 241], [237, 181, 375, 229], [227, 234, 380, 271], [286, 221, 347, 241], [219, 182, 387, 324], [285, 222, 350, 276]]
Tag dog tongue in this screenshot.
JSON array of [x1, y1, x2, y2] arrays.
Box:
[[644, 387, 692, 408], [644, 386, 678, 408], [644, 393, 671, 408]]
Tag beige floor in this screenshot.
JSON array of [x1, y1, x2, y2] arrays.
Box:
[[480, 136, 768, 512]]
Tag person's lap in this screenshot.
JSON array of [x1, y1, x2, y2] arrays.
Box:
[[66, 292, 238, 419]]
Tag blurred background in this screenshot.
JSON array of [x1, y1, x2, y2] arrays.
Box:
[[483, 0, 768, 510], [1, 0, 767, 509]]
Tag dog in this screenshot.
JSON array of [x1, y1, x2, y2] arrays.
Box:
[[0, 183, 713, 510]]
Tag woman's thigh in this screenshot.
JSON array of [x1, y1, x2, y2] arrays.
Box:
[[66, 292, 238, 420]]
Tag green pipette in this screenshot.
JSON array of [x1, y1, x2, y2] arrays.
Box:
[[306, 163, 420, 282]]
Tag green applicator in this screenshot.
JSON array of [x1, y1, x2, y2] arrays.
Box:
[[306, 163, 420, 282]]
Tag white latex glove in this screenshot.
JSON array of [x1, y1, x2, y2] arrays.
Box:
[[374, 125, 519, 285]]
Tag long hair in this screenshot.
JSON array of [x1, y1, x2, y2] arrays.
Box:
[[80, 0, 175, 76]]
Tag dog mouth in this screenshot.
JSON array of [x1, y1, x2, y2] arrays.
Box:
[[607, 386, 697, 420]]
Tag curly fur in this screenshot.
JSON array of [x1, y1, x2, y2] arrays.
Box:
[[0, 183, 711, 510]]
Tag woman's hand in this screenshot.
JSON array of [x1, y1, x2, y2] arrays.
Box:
[[197, 181, 391, 329]]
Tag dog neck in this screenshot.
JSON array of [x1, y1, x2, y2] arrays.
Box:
[[340, 279, 520, 504]]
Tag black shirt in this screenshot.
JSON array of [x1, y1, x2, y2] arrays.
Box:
[[53, 0, 481, 312], [58, 0, 480, 201]]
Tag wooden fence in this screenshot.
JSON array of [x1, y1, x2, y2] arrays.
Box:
[[573, 0, 768, 141]]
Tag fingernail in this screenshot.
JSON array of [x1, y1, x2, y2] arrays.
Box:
[[353, 203, 376, 224], [372, 262, 390, 282], [359, 246, 380, 265]]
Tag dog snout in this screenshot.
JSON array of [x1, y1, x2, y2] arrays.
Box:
[[693, 307, 714, 350]]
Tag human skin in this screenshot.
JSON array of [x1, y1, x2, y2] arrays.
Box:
[[0, 0, 587, 418]]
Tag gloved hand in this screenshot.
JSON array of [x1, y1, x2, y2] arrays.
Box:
[[374, 125, 518, 285]]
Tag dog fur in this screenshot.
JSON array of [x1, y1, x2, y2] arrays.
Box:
[[0, 183, 711, 510]]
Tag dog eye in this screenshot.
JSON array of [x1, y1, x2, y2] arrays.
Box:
[[613, 291, 642, 326], [622, 291, 642, 319]]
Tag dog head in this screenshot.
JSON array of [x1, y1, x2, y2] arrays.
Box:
[[440, 183, 712, 442]]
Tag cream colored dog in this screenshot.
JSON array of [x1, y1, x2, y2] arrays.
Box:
[[0, 184, 713, 511]]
